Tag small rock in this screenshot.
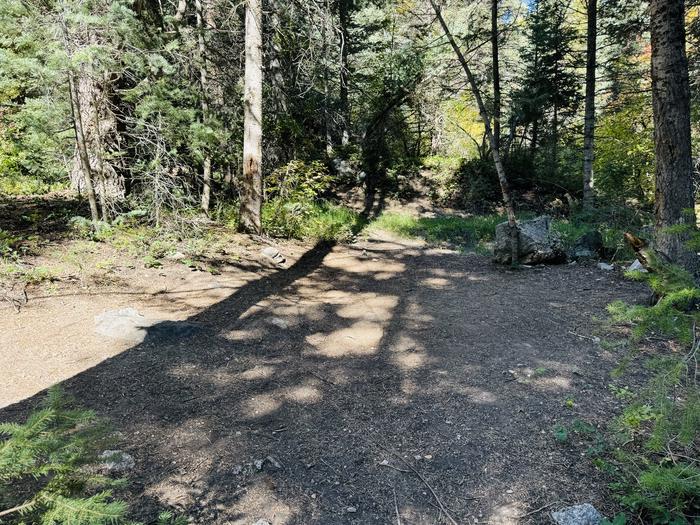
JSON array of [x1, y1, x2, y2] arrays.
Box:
[[551, 503, 604, 525], [98, 450, 135, 474], [266, 455, 283, 469], [168, 251, 186, 261], [251, 520, 271, 525], [346, 506, 357, 513], [627, 259, 648, 273], [597, 262, 614, 271], [269, 317, 288, 329], [260, 246, 286, 265], [254, 459, 264, 471]]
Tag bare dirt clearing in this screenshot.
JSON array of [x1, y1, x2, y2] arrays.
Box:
[[2, 213, 648, 524]]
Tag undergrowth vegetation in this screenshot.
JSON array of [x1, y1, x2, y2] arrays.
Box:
[[368, 212, 507, 252], [597, 263, 699, 524], [0, 388, 184, 524]]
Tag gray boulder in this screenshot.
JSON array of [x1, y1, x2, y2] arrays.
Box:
[[494, 215, 566, 265], [551, 503, 603, 525]]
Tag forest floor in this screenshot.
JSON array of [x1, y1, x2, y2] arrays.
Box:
[[0, 194, 649, 524]]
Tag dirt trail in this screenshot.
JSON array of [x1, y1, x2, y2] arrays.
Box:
[[2, 231, 646, 524]]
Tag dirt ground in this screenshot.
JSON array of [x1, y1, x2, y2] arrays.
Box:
[[1, 198, 649, 524]]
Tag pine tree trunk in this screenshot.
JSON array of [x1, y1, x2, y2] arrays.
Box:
[[431, 0, 518, 261], [582, 0, 597, 209], [650, 0, 696, 270], [491, 0, 500, 153], [239, 0, 263, 234]]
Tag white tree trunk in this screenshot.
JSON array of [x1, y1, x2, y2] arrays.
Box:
[[239, 0, 263, 234]]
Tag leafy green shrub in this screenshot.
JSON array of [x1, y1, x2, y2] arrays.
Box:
[[452, 157, 502, 211], [265, 160, 333, 202], [262, 160, 359, 241], [263, 200, 361, 241]]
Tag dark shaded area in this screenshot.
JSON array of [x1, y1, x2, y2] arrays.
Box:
[[0, 193, 87, 240], [1, 237, 648, 524]]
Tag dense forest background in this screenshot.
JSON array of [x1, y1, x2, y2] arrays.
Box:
[[2, 0, 698, 233]]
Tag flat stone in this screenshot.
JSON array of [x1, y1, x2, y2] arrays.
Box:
[[94, 308, 155, 343], [551, 503, 603, 525], [99, 450, 135, 474]]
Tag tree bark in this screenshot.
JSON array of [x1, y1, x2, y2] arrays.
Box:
[[491, 0, 500, 153], [68, 72, 100, 224], [196, 0, 212, 213], [239, 0, 263, 234], [650, 0, 696, 269], [582, 0, 597, 209], [430, 0, 518, 261], [338, 0, 351, 146]]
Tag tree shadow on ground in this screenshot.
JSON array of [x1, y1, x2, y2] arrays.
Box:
[[1, 234, 648, 524]]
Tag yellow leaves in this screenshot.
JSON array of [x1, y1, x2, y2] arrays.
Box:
[[441, 95, 485, 157], [395, 0, 416, 16]]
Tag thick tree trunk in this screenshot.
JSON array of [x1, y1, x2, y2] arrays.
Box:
[[68, 72, 100, 224], [582, 0, 597, 209], [650, 0, 696, 270], [430, 1, 516, 228], [491, 0, 500, 152], [239, 0, 263, 234]]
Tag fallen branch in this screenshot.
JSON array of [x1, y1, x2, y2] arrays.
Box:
[[393, 487, 402, 525], [518, 501, 559, 519], [375, 443, 459, 525]]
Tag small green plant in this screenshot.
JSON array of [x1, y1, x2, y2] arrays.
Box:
[[0, 388, 187, 525], [609, 384, 636, 401], [553, 424, 568, 443], [532, 367, 549, 377], [0, 387, 126, 524]]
